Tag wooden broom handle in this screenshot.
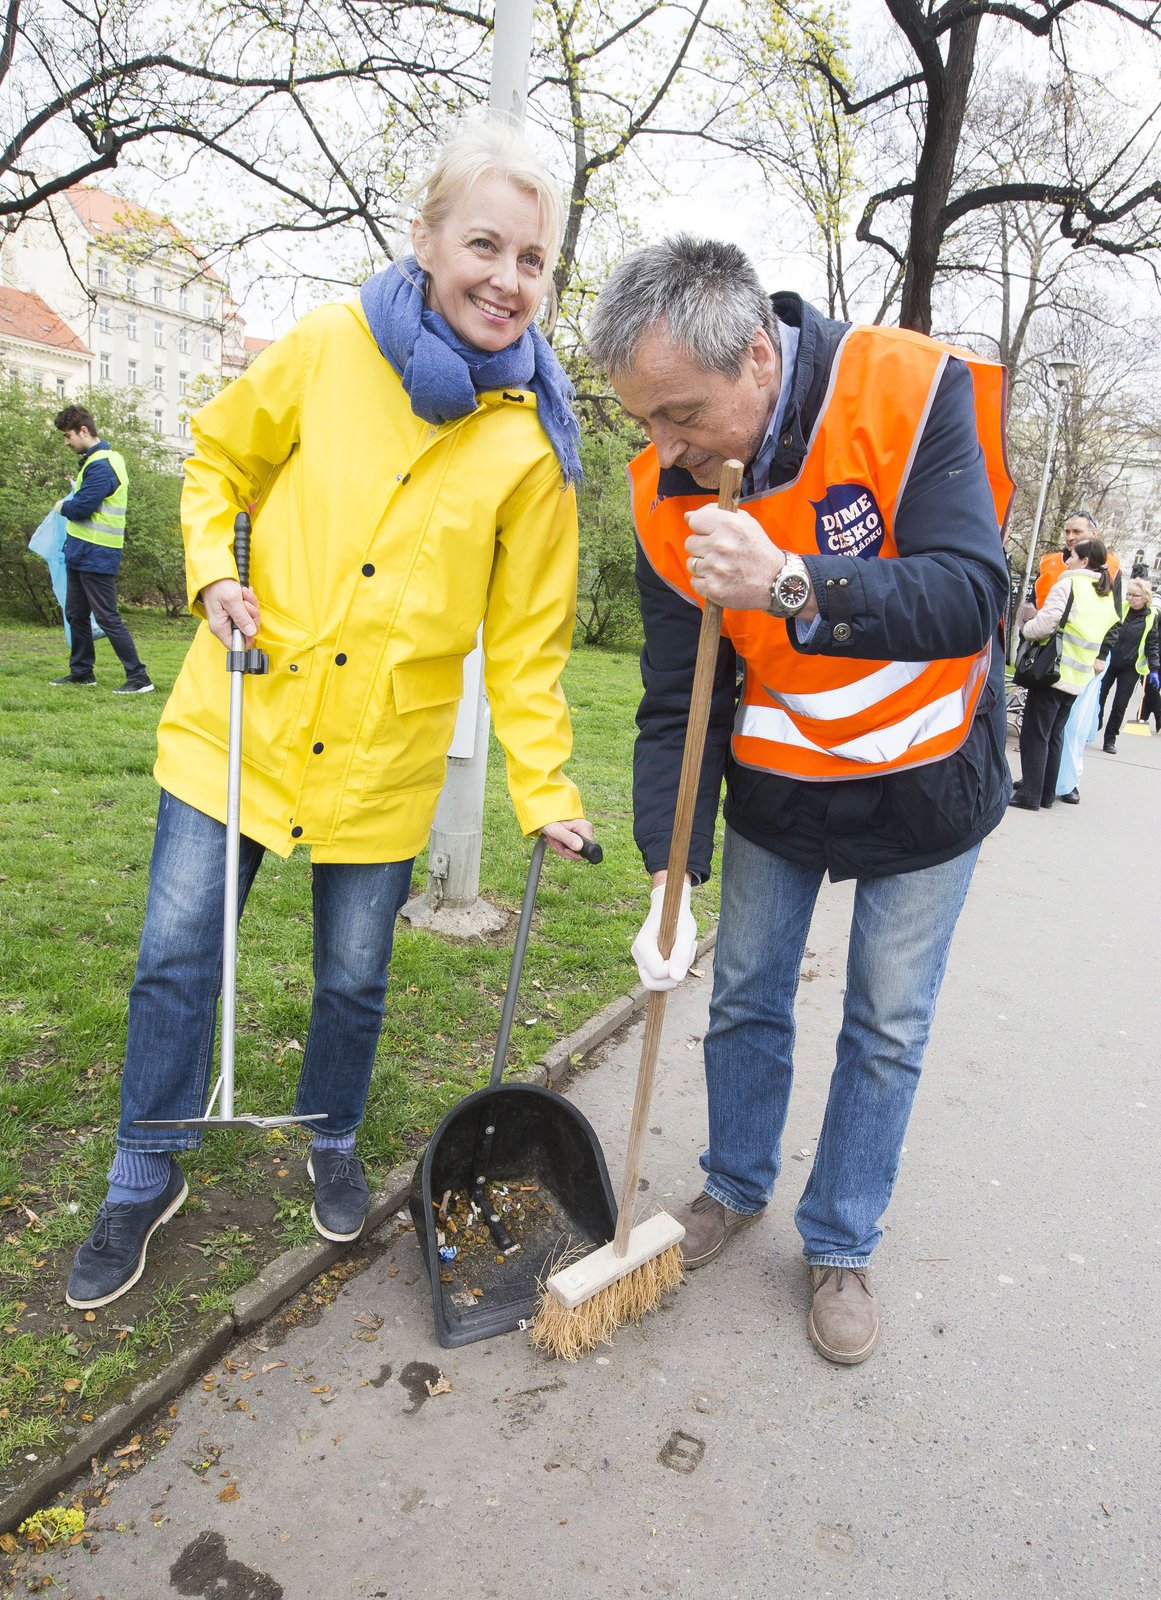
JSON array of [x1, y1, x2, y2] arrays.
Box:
[[613, 459, 743, 1255]]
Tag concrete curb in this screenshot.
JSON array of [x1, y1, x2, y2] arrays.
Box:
[[0, 930, 717, 1537]]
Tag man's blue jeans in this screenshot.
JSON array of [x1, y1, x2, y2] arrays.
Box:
[[117, 791, 413, 1151], [701, 826, 980, 1267]]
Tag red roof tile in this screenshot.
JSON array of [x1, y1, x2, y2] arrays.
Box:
[[0, 287, 90, 354]]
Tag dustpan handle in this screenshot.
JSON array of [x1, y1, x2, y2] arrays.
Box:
[[489, 834, 548, 1089], [489, 832, 603, 1089]]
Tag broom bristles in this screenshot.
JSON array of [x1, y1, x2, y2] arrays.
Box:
[[529, 1243, 684, 1361]]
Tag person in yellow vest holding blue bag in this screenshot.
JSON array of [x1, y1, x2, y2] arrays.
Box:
[[50, 405, 153, 694]]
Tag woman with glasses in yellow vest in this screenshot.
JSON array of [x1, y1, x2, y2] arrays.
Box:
[[1010, 537, 1119, 811]]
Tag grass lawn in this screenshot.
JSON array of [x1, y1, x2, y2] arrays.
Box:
[[0, 613, 722, 1474]]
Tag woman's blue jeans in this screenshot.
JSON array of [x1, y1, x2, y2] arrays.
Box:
[[117, 791, 413, 1151], [701, 826, 980, 1267]]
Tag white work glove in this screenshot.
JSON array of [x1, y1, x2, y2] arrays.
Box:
[[631, 880, 698, 992]]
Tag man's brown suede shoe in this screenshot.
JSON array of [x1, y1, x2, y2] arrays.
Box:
[[808, 1265, 878, 1364], [671, 1190, 765, 1269]]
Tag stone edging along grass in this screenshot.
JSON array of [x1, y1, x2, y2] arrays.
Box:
[[0, 933, 715, 1537]]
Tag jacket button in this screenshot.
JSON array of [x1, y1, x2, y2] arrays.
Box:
[[334, 652, 347, 665], [361, 563, 375, 576], [401, 473, 411, 484], [289, 663, 298, 672], [782, 434, 793, 447], [833, 623, 852, 643], [312, 742, 324, 754], [291, 825, 303, 838]]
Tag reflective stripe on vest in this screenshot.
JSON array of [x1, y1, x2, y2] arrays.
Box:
[[631, 325, 1014, 782], [65, 448, 128, 550], [1058, 574, 1118, 691]]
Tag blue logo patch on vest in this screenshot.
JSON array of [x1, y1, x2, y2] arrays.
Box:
[[811, 483, 885, 559]]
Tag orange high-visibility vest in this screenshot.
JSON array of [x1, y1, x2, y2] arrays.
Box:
[[631, 324, 1015, 783], [1035, 547, 1120, 609]]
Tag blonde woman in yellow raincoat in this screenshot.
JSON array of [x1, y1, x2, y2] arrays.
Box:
[[67, 121, 593, 1311]]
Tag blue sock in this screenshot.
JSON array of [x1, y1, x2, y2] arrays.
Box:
[[107, 1149, 173, 1205], [311, 1131, 356, 1153]]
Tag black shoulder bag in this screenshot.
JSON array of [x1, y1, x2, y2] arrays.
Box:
[[1013, 586, 1074, 690]]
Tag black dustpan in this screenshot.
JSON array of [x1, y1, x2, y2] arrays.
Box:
[[410, 836, 617, 1348]]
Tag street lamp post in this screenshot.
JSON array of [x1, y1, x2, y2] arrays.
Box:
[[1010, 358, 1078, 663]]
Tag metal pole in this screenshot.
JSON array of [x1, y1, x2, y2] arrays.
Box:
[[404, 1, 536, 934], [1010, 359, 1077, 664]]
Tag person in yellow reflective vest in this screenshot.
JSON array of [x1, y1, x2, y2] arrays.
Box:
[[65, 121, 593, 1312], [587, 235, 1013, 1366], [1096, 576, 1160, 752], [49, 405, 153, 694], [1010, 538, 1119, 809]]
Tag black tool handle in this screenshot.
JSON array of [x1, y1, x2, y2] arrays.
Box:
[[226, 511, 269, 676], [233, 511, 252, 586], [472, 831, 602, 1255]]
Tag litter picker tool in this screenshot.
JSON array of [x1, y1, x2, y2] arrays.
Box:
[[410, 831, 615, 1347], [136, 512, 326, 1133], [531, 458, 745, 1360]]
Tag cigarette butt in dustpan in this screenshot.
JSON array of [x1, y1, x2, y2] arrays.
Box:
[[531, 460, 744, 1360]]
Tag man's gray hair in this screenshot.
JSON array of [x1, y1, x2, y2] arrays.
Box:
[[1065, 509, 1099, 531], [586, 234, 775, 380]]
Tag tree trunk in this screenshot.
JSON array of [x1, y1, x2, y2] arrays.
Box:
[[897, 10, 981, 332]]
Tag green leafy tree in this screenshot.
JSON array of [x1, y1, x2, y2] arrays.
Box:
[[575, 426, 643, 650], [0, 381, 184, 622]]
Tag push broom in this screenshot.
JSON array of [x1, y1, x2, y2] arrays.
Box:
[[531, 460, 744, 1360]]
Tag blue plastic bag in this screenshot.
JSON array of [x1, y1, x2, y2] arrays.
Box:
[[27, 510, 104, 646], [1056, 673, 1102, 795]]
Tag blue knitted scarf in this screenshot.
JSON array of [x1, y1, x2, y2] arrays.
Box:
[[360, 258, 581, 486]]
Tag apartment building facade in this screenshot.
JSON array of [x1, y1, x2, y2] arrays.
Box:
[[0, 185, 252, 455]]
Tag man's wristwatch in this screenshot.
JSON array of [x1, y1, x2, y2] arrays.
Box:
[[767, 552, 812, 617]]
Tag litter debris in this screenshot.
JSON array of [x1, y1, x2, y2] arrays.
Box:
[[424, 1375, 452, 1398]]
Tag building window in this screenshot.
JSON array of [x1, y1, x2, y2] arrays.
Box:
[[202, 332, 212, 359], [153, 411, 164, 435], [127, 360, 138, 385], [99, 352, 110, 381], [127, 313, 138, 341], [179, 285, 189, 312], [203, 293, 213, 319], [178, 326, 189, 353], [178, 416, 190, 439], [56, 377, 67, 399], [178, 371, 188, 396], [154, 365, 164, 391], [8, 366, 19, 383], [96, 259, 109, 288], [126, 268, 137, 297], [153, 276, 163, 304], [153, 320, 163, 348], [98, 303, 110, 334]]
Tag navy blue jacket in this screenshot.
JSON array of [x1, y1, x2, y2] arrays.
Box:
[[633, 294, 1013, 882], [61, 441, 123, 575]]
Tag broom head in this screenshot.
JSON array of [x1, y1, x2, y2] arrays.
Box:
[[530, 1211, 684, 1360]]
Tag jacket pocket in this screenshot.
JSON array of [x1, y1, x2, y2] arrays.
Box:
[[191, 603, 315, 781], [363, 654, 465, 798]]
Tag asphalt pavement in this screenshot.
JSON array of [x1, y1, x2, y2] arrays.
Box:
[[13, 725, 1161, 1600]]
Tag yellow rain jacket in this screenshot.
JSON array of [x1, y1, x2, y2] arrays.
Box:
[[155, 298, 583, 862]]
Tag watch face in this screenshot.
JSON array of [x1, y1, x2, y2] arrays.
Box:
[[777, 571, 810, 609]]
